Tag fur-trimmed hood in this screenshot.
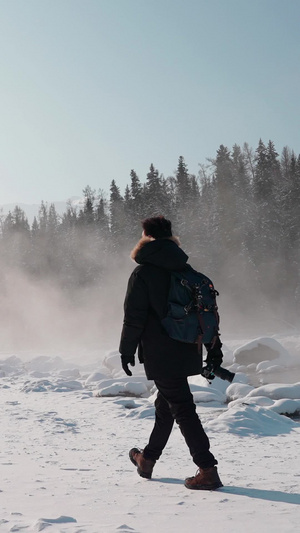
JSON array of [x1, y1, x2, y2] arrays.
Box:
[[130, 236, 188, 271]]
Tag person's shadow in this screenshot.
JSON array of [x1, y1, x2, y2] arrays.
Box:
[[221, 486, 300, 505], [153, 478, 300, 505]]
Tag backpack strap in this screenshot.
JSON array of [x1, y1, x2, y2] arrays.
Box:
[[170, 272, 193, 308]]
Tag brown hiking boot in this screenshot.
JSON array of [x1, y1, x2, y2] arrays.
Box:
[[129, 448, 156, 479], [185, 466, 223, 490]]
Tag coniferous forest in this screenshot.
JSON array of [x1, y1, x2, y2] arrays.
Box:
[[1, 139, 300, 334]]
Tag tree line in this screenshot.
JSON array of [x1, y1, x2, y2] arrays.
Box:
[[1, 139, 300, 327]]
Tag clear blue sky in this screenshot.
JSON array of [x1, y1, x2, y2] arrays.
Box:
[[0, 0, 299, 204]]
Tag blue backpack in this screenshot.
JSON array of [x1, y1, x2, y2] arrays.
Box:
[[161, 266, 220, 345]]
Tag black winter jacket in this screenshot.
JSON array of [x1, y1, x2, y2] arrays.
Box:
[[119, 237, 203, 380]]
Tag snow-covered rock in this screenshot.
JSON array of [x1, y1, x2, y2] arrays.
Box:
[[268, 398, 300, 416], [206, 404, 297, 436], [94, 380, 149, 398], [233, 337, 291, 366], [247, 382, 300, 400], [85, 371, 109, 385], [226, 382, 254, 401]]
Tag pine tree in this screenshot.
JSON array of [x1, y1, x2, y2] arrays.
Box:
[[279, 148, 300, 310], [214, 145, 237, 251], [190, 163, 221, 278], [2, 211, 14, 237], [31, 216, 39, 234], [12, 205, 30, 233], [59, 202, 78, 287], [232, 144, 253, 246], [243, 142, 256, 181], [1, 207, 30, 269], [251, 140, 284, 304], [61, 201, 77, 229], [253, 139, 274, 259], [175, 155, 190, 204], [127, 169, 144, 238], [80, 185, 96, 225], [130, 169, 142, 202], [109, 179, 124, 248], [144, 163, 162, 216], [48, 203, 59, 234], [38, 201, 48, 233], [2, 207, 30, 237], [253, 139, 269, 200], [173, 156, 195, 245], [95, 191, 110, 237]]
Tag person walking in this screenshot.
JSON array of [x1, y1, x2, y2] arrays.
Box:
[[119, 216, 223, 490]]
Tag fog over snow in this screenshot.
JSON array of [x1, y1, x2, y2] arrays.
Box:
[[1, 335, 300, 532]]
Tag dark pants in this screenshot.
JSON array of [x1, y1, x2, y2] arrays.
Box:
[[143, 377, 217, 468]]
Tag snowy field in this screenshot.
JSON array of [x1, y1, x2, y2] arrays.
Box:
[[1, 334, 300, 533]]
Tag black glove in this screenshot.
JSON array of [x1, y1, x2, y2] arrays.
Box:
[[201, 363, 216, 380], [121, 354, 135, 376], [204, 337, 223, 370]]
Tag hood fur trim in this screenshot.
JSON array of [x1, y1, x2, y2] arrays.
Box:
[[130, 236, 181, 262]]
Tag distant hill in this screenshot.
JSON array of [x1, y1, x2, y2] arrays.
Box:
[[0, 197, 83, 224]]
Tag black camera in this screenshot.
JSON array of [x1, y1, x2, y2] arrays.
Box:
[[201, 363, 235, 383]]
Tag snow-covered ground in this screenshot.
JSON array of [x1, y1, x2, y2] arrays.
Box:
[[1, 334, 300, 532]]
